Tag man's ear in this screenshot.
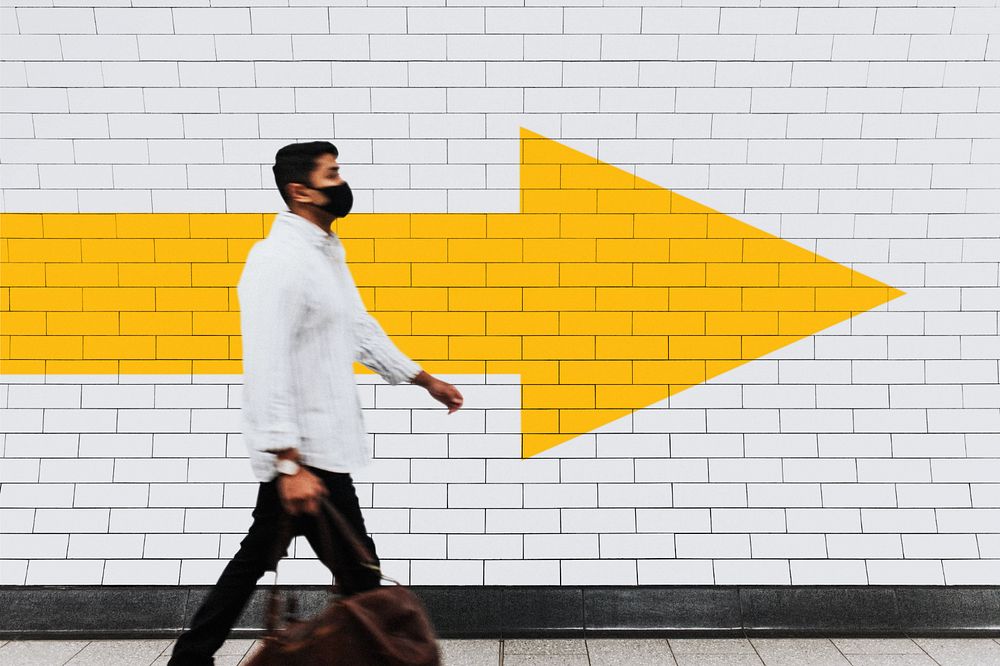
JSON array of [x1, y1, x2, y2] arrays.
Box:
[[287, 182, 314, 205]]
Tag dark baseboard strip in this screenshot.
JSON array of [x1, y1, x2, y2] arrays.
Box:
[[1, 586, 998, 639]]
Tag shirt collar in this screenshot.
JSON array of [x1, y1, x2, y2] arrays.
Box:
[[273, 210, 341, 248]]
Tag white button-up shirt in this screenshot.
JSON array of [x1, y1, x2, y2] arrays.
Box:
[[237, 210, 423, 481]]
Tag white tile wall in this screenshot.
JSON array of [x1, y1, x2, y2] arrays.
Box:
[[2, 3, 999, 586]]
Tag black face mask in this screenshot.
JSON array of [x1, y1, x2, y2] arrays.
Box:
[[313, 181, 353, 218]]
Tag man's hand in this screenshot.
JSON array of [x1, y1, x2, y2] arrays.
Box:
[[412, 370, 463, 414], [277, 467, 328, 515]]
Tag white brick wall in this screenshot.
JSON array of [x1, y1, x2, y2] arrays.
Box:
[[2, 2, 999, 586]]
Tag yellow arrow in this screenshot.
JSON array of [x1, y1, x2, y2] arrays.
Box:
[[0, 126, 904, 458]]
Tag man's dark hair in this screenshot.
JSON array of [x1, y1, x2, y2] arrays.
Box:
[[272, 141, 339, 205]]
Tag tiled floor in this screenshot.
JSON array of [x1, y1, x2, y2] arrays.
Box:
[[0, 637, 999, 665]]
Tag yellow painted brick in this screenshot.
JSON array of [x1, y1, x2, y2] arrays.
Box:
[[10, 288, 82, 311], [560, 263, 631, 287], [48, 312, 119, 335], [669, 335, 740, 360], [0, 240, 7, 263], [7, 239, 81, 262], [84, 336, 155, 359], [450, 287, 521, 311], [670, 287, 741, 311], [156, 239, 228, 262], [780, 262, 853, 287], [228, 287, 239, 311], [524, 384, 594, 409], [120, 262, 190, 290], [520, 164, 561, 188], [487, 214, 560, 238], [0, 312, 46, 334], [742, 335, 807, 360], [1, 263, 45, 286], [565, 205, 633, 232], [349, 263, 411, 287], [487, 312, 558, 335], [375, 239, 446, 262], [669, 191, 715, 215], [229, 336, 241, 359], [560, 311, 631, 335], [449, 336, 521, 360], [83, 287, 154, 311], [707, 312, 778, 335], [47, 263, 118, 287], [228, 239, 258, 262], [523, 239, 595, 263], [634, 213, 707, 239], [0, 214, 43, 238], [122, 360, 192, 374], [191, 263, 240, 287], [386, 335, 446, 360], [596, 287, 668, 311], [82, 239, 154, 262], [190, 214, 263, 238], [598, 189, 670, 214], [523, 335, 594, 359], [353, 287, 374, 310], [487, 263, 558, 287], [670, 239, 741, 262], [487, 360, 558, 384], [157, 336, 229, 359], [195, 360, 241, 373], [121, 312, 191, 335], [522, 287, 594, 312], [597, 239, 669, 262], [375, 287, 447, 311], [412, 263, 485, 287], [342, 239, 374, 262], [523, 189, 597, 214], [48, 360, 117, 374], [411, 213, 486, 238], [743, 287, 814, 312], [707, 214, 770, 240], [633, 312, 704, 335], [420, 360, 487, 375], [559, 360, 631, 384], [116, 213, 189, 238], [193, 312, 239, 335], [633, 263, 705, 286], [336, 213, 410, 238], [0, 359, 46, 373], [413, 312, 485, 335], [448, 239, 522, 262], [157, 287, 229, 311], [707, 263, 779, 287], [743, 238, 816, 263], [778, 311, 850, 336], [44, 214, 116, 238], [0, 336, 9, 360], [11, 335, 82, 359], [561, 164, 635, 190], [596, 384, 669, 410], [521, 410, 559, 435], [597, 335, 668, 360], [369, 311, 411, 335], [0, 287, 8, 310]]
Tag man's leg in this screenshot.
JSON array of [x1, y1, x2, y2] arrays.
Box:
[[299, 467, 382, 596], [168, 480, 286, 666]]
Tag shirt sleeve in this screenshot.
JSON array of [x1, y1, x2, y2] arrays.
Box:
[[237, 245, 305, 454], [340, 261, 423, 386]]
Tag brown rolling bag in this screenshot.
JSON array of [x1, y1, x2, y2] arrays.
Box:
[[244, 497, 441, 666]]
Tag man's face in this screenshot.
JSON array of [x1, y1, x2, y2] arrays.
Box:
[[291, 152, 343, 211]]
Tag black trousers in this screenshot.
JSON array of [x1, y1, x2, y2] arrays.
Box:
[[168, 467, 381, 666]]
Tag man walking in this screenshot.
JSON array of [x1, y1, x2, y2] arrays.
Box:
[[168, 141, 464, 665]]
